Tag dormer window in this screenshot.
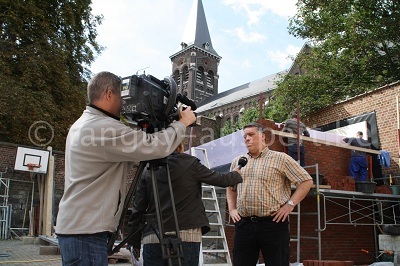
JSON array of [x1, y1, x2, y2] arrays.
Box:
[[204, 42, 210, 50]]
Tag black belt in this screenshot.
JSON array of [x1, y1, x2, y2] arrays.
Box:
[[242, 216, 273, 222]]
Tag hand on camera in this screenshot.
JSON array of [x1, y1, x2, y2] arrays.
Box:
[[179, 106, 196, 127]]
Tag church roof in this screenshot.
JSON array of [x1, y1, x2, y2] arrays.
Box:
[[196, 71, 285, 113], [180, 0, 219, 56]]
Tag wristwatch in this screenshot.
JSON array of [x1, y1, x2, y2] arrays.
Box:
[[287, 199, 295, 207]]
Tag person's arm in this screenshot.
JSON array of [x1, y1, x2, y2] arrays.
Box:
[[226, 187, 241, 223], [302, 123, 310, 137], [193, 158, 243, 187], [272, 179, 313, 223], [272, 153, 313, 222]]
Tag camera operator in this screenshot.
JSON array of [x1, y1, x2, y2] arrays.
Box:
[[55, 71, 196, 266], [128, 142, 243, 266]]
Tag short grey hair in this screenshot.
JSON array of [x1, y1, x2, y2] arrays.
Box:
[[87, 71, 121, 103]]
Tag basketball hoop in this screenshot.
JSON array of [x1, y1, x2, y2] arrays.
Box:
[[27, 163, 41, 171]]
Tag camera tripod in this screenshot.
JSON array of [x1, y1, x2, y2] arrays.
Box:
[[108, 157, 184, 266]]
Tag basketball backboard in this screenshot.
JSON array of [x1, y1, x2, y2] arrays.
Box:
[[14, 147, 50, 174]]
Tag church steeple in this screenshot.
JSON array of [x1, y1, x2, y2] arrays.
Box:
[[181, 0, 219, 56], [170, 0, 221, 104]]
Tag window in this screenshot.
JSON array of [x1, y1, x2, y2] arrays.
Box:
[[207, 71, 214, 88], [234, 115, 239, 124], [173, 70, 180, 87], [183, 66, 189, 82], [196, 66, 204, 84]]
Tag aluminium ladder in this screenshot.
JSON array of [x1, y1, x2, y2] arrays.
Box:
[[0, 165, 9, 239], [191, 147, 232, 266]]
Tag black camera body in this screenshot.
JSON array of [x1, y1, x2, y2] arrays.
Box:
[[121, 74, 179, 130], [120, 74, 196, 131]]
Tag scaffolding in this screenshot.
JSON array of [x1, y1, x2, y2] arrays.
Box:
[[0, 165, 9, 239], [289, 163, 400, 262], [0, 165, 35, 239]]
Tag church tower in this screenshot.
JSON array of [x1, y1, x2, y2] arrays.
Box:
[[170, 0, 221, 104]]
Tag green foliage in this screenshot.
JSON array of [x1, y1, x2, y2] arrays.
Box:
[[221, 103, 264, 136], [0, 0, 103, 149], [269, 0, 400, 119]]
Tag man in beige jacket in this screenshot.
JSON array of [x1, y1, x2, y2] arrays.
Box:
[[55, 71, 196, 266]]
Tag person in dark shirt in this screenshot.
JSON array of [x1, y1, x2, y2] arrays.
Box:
[[342, 131, 371, 181], [282, 114, 310, 167], [128, 143, 243, 266]]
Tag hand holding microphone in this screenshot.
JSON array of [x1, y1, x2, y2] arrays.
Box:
[[230, 157, 247, 191]]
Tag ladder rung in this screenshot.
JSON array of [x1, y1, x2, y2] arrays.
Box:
[[202, 249, 229, 253], [301, 236, 319, 240], [202, 263, 232, 266], [205, 210, 219, 213], [202, 197, 215, 200], [209, 222, 223, 226], [202, 235, 224, 239]]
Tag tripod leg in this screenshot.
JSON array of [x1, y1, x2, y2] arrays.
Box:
[[149, 160, 183, 266], [165, 163, 183, 266], [108, 161, 147, 255]]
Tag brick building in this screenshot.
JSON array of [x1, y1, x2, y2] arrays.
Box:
[[2, 81, 399, 264], [1, 0, 400, 264]]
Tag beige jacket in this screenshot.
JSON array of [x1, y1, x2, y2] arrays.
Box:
[[55, 106, 186, 234]]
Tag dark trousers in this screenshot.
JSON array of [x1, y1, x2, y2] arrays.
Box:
[[288, 144, 306, 167], [350, 156, 368, 181], [233, 218, 290, 266], [143, 242, 200, 266]]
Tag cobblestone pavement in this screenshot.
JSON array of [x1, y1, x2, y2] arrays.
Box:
[[0, 239, 132, 266]]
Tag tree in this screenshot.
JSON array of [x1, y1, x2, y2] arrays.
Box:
[[0, 0, 103, 150], [221, 102, 263, 136], [269, 0, 400, 120]]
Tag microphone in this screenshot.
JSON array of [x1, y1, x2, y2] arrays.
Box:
[[238, 157, 248, 169]]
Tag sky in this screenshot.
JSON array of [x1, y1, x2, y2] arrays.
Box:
[[89, 0, 306, 93]]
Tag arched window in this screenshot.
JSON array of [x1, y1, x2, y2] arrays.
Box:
[[196, 66, 204, 84], [207, 70, 214, 88], [234, 115, 239, 124], [182, 66, 189, 83], [173, 70, 180, 89]]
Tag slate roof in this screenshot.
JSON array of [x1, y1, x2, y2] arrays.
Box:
[[180, 0, 219, 56], [196, 71, 285, 113]]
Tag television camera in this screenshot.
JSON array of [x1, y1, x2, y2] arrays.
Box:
[[120, 74, 196, 132]]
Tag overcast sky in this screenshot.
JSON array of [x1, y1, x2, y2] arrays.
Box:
[[89, 0, 306, 92]]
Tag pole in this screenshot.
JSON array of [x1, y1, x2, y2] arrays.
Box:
[[397, 96, 400, 167], [296, 101, 301, 165]]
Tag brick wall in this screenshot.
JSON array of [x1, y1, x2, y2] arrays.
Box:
[[304, 81, 400, 175], [0, 142, 65, 234]]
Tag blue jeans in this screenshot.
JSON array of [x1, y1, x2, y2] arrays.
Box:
[[143, 242, 200, 266], [233, 218, 290, 266], [350, 156, 368, 181], [57, 232, 109, 266]]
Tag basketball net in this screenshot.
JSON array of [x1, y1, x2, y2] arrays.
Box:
[[27, 163, 41, 179]]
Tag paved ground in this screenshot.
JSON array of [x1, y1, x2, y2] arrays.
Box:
[[0, 239, 133, 266]]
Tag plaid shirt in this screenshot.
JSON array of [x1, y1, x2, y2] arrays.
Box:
[[231, 147, 312, 217]]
